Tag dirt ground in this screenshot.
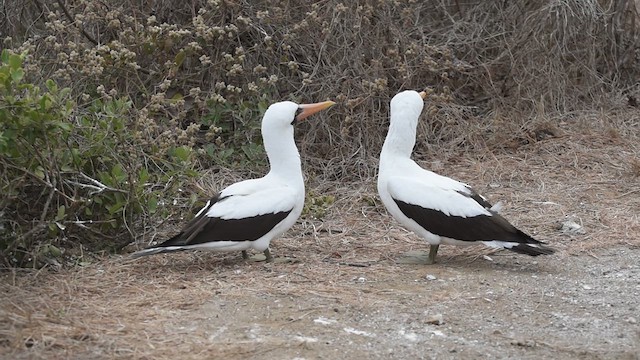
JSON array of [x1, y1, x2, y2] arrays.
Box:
[[2, 111, 640, 359]]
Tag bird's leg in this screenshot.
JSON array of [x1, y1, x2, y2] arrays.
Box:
[[427, 245, 439, 264], [241, 250, 249, 259], [263, 248, 273, 263]]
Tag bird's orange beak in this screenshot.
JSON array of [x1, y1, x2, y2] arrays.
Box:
[[296, 100, 336, 121], [419, 91, 427, 99]]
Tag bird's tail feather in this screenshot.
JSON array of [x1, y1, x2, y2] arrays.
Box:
[[130, 246, 186, 259], [482, 240, 555, 256], [506, 242, 555, 256]]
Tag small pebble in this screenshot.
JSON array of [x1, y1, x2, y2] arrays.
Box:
[[627, 317, 637, 324], [426, 314, 444, 325], [582, 284, 592, 290], [559, 220, 586, 235], [425, 274, 437, 281]]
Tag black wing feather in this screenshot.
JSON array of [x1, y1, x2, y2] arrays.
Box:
[[156, 194, 291, 247], [394, 196, 554, 256], [394, 199, 542, 244]]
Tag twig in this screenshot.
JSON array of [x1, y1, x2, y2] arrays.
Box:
[[337, 262, 371, 267], [63, 219, 117, 228], [2, 161, 75, 203], [615, 189, 640, 199], [55, 0, 98, 45], [66, 173, 128, 195], [40, 177, 57, 222]]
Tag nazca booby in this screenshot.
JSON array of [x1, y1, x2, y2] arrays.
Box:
[[377, 90, 554, 264], [132, 99, 336, 261]]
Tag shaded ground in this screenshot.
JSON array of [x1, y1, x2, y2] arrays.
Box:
[[2, 111, 640, 359]]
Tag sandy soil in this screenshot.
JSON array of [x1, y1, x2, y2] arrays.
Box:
[[2, 112, 640, 359]]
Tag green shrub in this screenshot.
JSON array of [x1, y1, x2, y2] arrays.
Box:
[[0, 50, 199, 268], [303, 192, 336, 220]]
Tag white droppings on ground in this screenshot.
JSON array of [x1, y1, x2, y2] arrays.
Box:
[[313, 317, 337, 325], [343, 327, 375, 337], [293, 335, 318, 343]]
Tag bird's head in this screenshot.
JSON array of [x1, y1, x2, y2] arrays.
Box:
[[389, 90, 427, 128], [390, 90, 427, 114], [263, 100, 336, 131]]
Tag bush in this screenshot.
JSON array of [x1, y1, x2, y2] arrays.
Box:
[[0, 50, 199, 267]]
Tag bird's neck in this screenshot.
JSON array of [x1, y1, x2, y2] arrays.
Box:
[[380, 118, 417, 161], [263, 128, 303, 183]]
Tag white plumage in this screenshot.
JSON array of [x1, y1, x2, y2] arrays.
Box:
[[132, 100, 335, 261], [378, 90, 554, 264]]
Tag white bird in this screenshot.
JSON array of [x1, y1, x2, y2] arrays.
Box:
[[377, 90, 554, 264], [132, 99, 336, 261]]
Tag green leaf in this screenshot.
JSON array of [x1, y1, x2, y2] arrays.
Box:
[[241, 143, 264, 160], [34, 167, 45, 180], [107, 202, 124, 215], [10, 68, 23, 82], [0, 72, 8, 86], [8, 54, 22, 70], [57, 122, 72, 132], [39, 94, 52, 111], [184, 169, 199, 177], [138, 167, 149, 183], [46, 244, 62, 257], [0, 131, 6, 149], [171, 146, 191, 162], [45, 79, 57, 92], [59, 87, 71, 98], [56, 205, 66, 221], [148, 195, 158, 214], [0, 49, 9, 64], [111, 163, 125, 182], [174, 50, 186, 67]]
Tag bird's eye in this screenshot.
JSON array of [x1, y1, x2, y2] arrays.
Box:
[[291, 107, 303, 125]]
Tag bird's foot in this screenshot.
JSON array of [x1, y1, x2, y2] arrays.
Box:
[[426, 245, 439, 265], [396, 249, 437, 265], [243, 248, 274, 262], [244, 249, 296, 263], [263, 248, 273, 263]]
